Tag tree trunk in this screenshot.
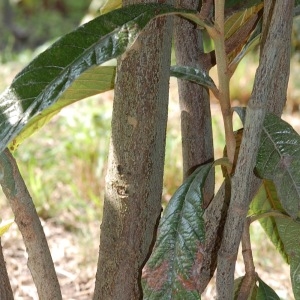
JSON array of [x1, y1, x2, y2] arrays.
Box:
[[174, 1, 214, 208], [93, 1, 173, 299]]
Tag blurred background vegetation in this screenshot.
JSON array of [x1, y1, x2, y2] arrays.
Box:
[[0, 1, 299, 297]]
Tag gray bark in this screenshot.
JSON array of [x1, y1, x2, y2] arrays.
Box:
[[93, 1, 174, 299], [174, 0, 214, 208], [0, 238, 14, 299], [0, 149, 62, 300], [216, 1, 294, 298]]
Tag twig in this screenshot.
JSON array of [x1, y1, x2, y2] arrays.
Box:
[[0, 149, 62, 300], [209, 0, 236, 166]]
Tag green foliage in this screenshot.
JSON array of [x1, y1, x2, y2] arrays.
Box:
[[0, 4, 194, 153], [235, 107, 300, 219], [142, 164, 212, 299], [1, 1, 300, 299], [170, 66, 217, 93], [255, 113, 300, 219], [249, 181, 289, 263]]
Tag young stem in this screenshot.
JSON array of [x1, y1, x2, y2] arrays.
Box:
[[237, 218, 256, 299], [211, 0, 236, 166], [242, 218, 255, 276]]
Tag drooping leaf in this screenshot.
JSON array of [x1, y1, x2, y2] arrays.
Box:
[[8, 65, 116, 151], [0, 4, 195, 153], [256, 114, 300, 218], [0, 219, 14, 237], [275, 218, 300, 299], [229, 17, 262, 69], [256, 276, 280, 300], [234, 107, 300, 219], [142, 163, 212, 299], [170, 65, 218, 94], [249, 180, 289, 263]]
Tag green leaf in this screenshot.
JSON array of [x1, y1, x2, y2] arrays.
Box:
[[256, 277, 280, 300], [0, 219, 14, 237], [256, 114, 300, 219], [275, 218, 300, 299], [0, 4, 195, 153], [170, 65, 217, 93], [233, 275, 258, 299], [234, 107, 300, 219], [8, 65, 116, 151], [142, 163, 212, 299], [249, 181, 289, 263]]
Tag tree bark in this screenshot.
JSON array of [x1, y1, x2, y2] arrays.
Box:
[[93, 1, 174, 299], [216, 1, 294, 298], [0, 149, 62, 300], [0, 238, 14, 299], [174, 0, 214, 208]]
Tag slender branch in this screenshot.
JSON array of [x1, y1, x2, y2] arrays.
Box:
[[215, 1, 294, 298], [211, 0, 236, 166], [242, 218, 255, 275], [0, 149, 62, 300], [236, 218, 256, 299], [0, 238, 14, 299]]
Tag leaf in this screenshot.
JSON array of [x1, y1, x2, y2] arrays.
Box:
[[142, 163, 213, 299], [100, 0, 122, 15], [233, 275, 258, 299], [8, 65, 116, 151], [275, 218, 300, 299], [249, 180, 289, 263], [256, 277, 280, 300], [224, 3, 263, 40], [0, 3, 195, 153], [256, 114, 300, 218], [0, 219, 14, 237], [170, 65, 218, 93], [234, 107, 300, 219], [229, 17, 262, 69]]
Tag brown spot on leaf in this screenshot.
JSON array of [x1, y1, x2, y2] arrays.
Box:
[[142, 261, 168, 291], [279, 155, 293, 170]]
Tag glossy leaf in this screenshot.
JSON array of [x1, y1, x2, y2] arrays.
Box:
[[0, 4, 195, 153], [234, 107, 300, 219], [256, 114, 300, 218], [170, 65, 218, 94], [0, 219, 14, 237], [8, 65, 116, 151], [256, 277, 280, 300], [275, 218, 300, 299], [249, 180, 289, 263], [142, 163, 212, 299]]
